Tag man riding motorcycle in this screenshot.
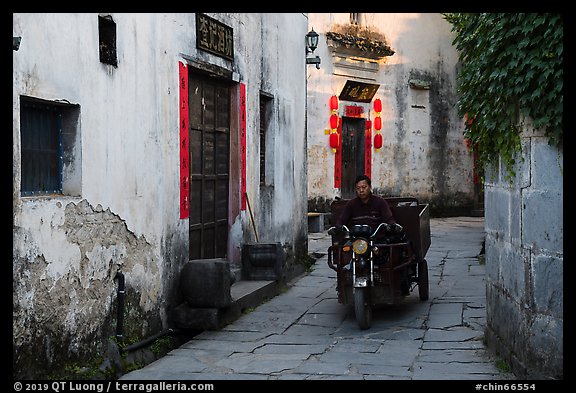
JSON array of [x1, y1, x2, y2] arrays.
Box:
[[336, 174, 396, 231]]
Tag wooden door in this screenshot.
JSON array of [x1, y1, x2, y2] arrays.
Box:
[[341, 117, 365, 199], [188, 73, 230, 260]]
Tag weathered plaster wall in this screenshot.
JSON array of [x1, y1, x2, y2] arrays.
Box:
[[13, 14, 181, 378], [484, 121, 563, 380], [12, 199, 162, 374], [306, 13, 474, 214], [233, 13, 309, 267], [13, 12, 308, 378]]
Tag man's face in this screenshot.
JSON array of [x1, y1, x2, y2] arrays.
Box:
[[355, 180, 371, 199]]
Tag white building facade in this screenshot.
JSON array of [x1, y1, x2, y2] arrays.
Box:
[[306, 13, 477, 215], [13, 13, 309, 378]]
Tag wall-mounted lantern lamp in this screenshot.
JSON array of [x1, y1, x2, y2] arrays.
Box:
[[305, 28, 321, 69]]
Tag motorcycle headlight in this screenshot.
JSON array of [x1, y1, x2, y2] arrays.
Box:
[[352, 239, 369, 255]]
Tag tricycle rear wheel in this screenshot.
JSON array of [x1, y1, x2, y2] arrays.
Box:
[[354, 288, 372, 330], [418, 259, 429, 301]]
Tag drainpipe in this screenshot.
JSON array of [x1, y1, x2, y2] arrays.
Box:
[[114, 271, 125, 344], [114, 271, 187, 353], [121, 328, 182, 353]]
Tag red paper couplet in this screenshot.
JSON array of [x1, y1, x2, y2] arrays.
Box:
[[240, 83, 247, 211], [179, 61, 190, 219]]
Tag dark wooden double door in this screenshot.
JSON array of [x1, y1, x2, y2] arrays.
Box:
[[341, 117, 366, 199], [188, 73, 230, 260]]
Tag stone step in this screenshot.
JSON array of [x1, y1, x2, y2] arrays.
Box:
[[173, 279, 279, 330]]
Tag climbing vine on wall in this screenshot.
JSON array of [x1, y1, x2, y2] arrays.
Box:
[[443, 13, 563, 181]]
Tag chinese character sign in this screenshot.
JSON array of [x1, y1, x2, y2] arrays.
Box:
[[196, 13, 234, 61]]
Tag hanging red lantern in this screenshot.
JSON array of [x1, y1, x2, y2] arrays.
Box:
[[329, 132, 339, 149], [329, 114, 339, 130], [329, 95, 339, 111], [465, 112, 477, 126], [374, 132, 383, 149], [373, 98, 382, 113], [374, 116, 382, 131]]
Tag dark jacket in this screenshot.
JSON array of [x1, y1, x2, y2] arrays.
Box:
[[336, 194, 396, 230]]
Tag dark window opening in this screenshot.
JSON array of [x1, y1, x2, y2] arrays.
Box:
[[259, 93, 273, 186], [21, 99, 62, 195], [20, 96, 81, 197], [350, 13, 361, 26], [99, 15, 117, 67]]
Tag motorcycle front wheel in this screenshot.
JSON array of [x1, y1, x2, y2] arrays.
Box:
[[353, 287, 372, 330]]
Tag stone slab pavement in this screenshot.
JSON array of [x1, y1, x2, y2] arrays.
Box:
[[121, 217, 518, 381]]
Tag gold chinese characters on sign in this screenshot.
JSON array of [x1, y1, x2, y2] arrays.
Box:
[[339, 80, 380, 103], [196, 13, 234, 61]]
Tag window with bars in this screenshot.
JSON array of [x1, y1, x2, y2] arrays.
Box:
[[350, 13, 362, 26], [20, 96, 81, 197]]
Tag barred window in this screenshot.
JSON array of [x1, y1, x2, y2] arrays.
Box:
[[350, 13, 361, 26], [20, 96, 81, 197], [20, 99, 63, 195]]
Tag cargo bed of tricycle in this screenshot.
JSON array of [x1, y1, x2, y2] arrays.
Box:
[[330, 196, 430, 261], [328, 196, 431, 305]]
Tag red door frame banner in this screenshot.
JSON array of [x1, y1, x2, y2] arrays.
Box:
[[334, 121, 342, 189], [365, 119, 372, 179], [179, 61, 190, 219], [240, 82, 247, 211]]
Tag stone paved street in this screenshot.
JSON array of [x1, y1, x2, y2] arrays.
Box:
[[121, 217, 517, 380]]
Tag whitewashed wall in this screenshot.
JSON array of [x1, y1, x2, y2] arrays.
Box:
[[13, 12, 308, 378], [306, 13, 474, 214]]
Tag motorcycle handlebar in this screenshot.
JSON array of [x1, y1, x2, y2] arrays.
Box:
[[327, 223, 402, 237], [372, 222, 390, 237], [373, 222, 403, 236], [327, 225, 349, 236]]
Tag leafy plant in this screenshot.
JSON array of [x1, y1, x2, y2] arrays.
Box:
[[326, 23, 395, 59], [443, 13, 563, 181], [150, 336, 172, 356], [496, 357, 512, 373], [298, 253, 316, 273]]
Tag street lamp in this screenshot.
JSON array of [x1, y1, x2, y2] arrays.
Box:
[[305, 28, 321, 69]]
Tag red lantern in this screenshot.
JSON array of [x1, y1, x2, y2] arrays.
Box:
[[374, 116, 382, 131], [465, 113, 476, 126], [329, 132, 339, 149], [373, 98, 382, 113], [329, 95, 339, 111], [329, 114, 339, 130], [374, 133, 383, 149]]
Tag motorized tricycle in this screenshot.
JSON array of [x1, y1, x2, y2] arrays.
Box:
[[327, 197, 431, 329]]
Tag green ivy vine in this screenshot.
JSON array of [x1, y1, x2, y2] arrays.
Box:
[[443, 13, 563, 181]]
